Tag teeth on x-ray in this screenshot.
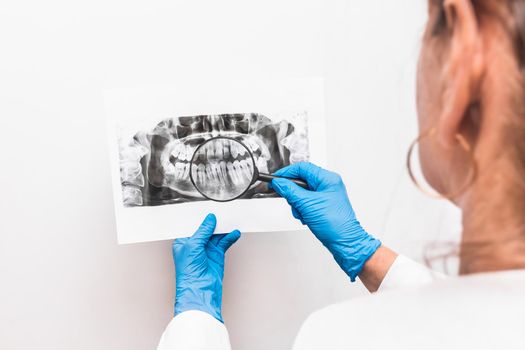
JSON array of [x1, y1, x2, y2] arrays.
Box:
[[118, 113, 309, 206]]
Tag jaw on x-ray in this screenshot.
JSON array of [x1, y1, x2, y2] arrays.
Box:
[[119, 113, 309, 207]]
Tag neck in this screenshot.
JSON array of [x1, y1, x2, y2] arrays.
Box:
[[458, 158, 525, 274]]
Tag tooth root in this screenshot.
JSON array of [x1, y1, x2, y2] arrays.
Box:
[[182, 163, 189, 180], [245, 159, 254, 176], [191, 166, 198, 184], [211, 164, 219, 182], [175, 163, 184, 180], [212, 163, 223, 184], [197, 164, 206, 184], [209, 164, 217, 182], [205, 164, 212, 181], [212, 164, 223, 184], [239, 160, 253, 183], [173, 163, 178, 179], [227, 162, 239, 185], [213, 165, 220, 182], [236, 160, 245, 183], [220, 161, 228, 184], [206, 164, 217, 183], [236, 160, 245, 181], [179, 163, 186, 180], [233, 160, 247, 185]]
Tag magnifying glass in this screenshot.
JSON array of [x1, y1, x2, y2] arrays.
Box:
[[189, 136, 308, 202]]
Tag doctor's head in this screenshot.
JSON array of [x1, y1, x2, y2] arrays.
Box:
[[416, 0, 525, 208], [416, 0, 525, 272]]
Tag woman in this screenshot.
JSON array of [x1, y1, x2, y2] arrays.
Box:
[[158, 0, 525, 348]]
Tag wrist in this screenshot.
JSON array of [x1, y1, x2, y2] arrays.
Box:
[[334, 237, 381, 282], [326, 222, 382, 282], [175, 286, 223, 323], [358, 246, 398, 292]]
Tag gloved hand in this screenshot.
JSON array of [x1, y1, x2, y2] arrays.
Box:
[[173, 213, 241, 323], [271, 162, 381, 282]]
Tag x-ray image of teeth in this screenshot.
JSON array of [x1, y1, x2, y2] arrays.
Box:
[[119, 112, 310, 207]]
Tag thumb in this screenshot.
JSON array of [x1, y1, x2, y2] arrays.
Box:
[[272, 178, 310, 206], [191, 213, 217, 246]]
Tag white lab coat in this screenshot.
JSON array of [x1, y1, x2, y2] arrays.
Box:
[[157, 255, 525, 349]]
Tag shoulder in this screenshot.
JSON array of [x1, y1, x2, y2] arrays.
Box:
[[293, 269, 525, 350]]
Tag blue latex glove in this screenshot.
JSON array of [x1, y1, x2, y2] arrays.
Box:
[[173, 213, 241, 323], [271, 162, 381, 282]]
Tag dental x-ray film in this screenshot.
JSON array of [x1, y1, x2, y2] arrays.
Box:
[[105, 78, 326, 244], [121, 112, 308, 206]]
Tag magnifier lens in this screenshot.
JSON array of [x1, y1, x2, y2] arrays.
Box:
[[190, 138, 256, 201]]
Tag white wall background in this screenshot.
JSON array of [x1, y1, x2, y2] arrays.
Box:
[[0, 1, 461, 349]]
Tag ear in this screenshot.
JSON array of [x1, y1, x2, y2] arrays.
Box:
[[438, 0, 485, 147]]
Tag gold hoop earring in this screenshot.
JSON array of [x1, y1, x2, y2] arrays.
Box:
[[406, 127, 477, 200]]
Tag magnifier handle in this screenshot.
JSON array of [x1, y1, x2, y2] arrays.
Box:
[[258, 173, 309, 189]]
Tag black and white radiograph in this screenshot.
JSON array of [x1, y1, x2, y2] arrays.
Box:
[[118, 113, 309, 207]]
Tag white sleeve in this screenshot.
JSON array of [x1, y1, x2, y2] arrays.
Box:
[[377, 254, 446, 292], [157, 310, 232, 350]]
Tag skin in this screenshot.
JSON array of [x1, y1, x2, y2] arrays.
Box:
[[359, 0, 525, 292]]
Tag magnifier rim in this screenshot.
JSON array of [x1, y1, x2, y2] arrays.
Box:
[[189, 136, 257, 202]]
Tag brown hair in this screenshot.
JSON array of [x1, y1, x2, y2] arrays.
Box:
[[432, 0, 525, 68], [424, 1, 525, 273], [432, 0, 525, 182]]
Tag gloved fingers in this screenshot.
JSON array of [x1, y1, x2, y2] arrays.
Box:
[[272, 178, 311, 206], [215, 230, 241, 252], [208, 232, 235, 247], [291, 207, 305, 224], [273, 162, 323, 190], [208, 234, 223, 247], [191, 213, 217, 246]]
